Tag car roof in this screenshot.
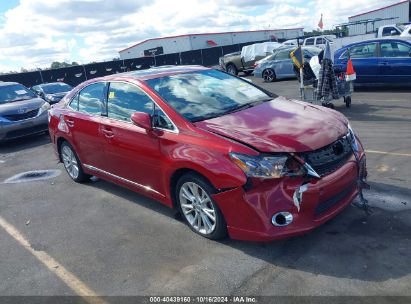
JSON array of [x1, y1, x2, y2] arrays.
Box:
[[0, 81, 20, 87], [343, 37, 411, 49], [98, 65, 210, 82], [38, 82, 70, 87], [38, 81, 67, 87]]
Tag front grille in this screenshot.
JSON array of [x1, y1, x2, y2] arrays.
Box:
[[300, 136, 353, 176], [3, 109, 39, 121], [315, 182, 356, 215]]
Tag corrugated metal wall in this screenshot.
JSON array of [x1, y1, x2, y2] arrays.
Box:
[[348, 1, 410, 36], [120, 29, 304, 60]]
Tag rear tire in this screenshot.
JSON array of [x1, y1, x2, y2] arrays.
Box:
[[176, 173, 227, 240], [226, 64, 238, 75], [60, 141, 91, 183], [263, 68, 276, 82]]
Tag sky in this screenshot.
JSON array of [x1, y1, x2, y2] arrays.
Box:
[[0, 0, 399, 73]]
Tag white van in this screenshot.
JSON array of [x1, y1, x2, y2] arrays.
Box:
[[303, 35, 335, 49]]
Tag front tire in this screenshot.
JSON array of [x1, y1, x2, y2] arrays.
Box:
[[60, 141, 90, 183], [263, 68, 276, 82], [176, 173, 227, 239]]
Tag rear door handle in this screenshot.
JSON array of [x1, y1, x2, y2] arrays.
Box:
[[102, 128, 114, 138], [379, 61, 389, 66]]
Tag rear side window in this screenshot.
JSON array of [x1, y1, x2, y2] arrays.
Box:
[[107, 82, 154, 122], [305, 38, 314, 46], [275, 50, 290, 60], [380, 42, 411, 58], [78, 82, 105, 115], [69, 94, 79, 110]]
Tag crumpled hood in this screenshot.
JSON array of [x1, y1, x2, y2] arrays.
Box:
[[0, 98, 45, 116], [194, 97, 348, 153]]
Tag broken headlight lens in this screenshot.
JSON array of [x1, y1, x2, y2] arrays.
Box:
[[229, 153, 303, 179]]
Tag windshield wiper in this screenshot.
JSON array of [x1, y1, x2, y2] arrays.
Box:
[[191, 99, 272, 122], [224, 99, 271, 114]]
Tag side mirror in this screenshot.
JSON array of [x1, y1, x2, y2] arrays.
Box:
[[131, 112, 152, 130]]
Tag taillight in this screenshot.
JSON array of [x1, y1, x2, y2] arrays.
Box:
[[57, 115, 69, 133]]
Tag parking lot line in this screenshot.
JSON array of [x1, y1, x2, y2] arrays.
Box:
[[366, 150, 411, 157], [0, 216, 106, 303]]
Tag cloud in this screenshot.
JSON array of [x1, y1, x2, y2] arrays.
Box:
[[0, 0, 403, 72]]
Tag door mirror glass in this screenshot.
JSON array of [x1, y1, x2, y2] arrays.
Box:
[[131, 112, 152, 130]]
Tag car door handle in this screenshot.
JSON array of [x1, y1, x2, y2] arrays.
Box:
[[65, 118, 74, 127], [102, 128, 114, 138], [379, 61, 389, 66]]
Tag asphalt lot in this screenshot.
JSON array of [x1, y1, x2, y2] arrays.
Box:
[[0, 77, 410, 299]]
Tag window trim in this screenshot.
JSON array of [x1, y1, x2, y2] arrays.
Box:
[[105, 80, 179, 134]]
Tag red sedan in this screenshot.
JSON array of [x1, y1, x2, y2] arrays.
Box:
[[48, 66, 367, 241]]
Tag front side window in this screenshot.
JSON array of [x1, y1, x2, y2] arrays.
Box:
[[380, 42, 411, 58], [78, 82, 105, 115], [153, 108, 175, 131], [0, 84, 36, 104], [349, 43, 377, 58], [316, 38, 325, 44], [107, 82, 154, 122], [146, 69, 272, 122]]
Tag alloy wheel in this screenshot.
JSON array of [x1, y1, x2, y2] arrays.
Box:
[[263, 69, 275, 82], [179, 182, 216, 235], [61, 145, 79, 179]]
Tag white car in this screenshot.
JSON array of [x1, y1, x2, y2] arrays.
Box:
[[400, 24, 411, 37]]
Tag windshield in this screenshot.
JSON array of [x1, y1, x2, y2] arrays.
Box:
[[398, 24, 405, 31], [41, 83, 72, 94], [146, 70, 273, 122], [0, 84, 36, 104]]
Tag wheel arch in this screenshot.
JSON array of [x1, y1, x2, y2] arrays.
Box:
[[169, 168, 218, 208]]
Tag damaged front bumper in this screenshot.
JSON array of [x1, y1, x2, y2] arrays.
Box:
[[212, 151, 367, 242]]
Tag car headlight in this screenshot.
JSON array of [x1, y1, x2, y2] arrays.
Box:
[[39, 102, 51, 115], [229, 152, 305, 179]]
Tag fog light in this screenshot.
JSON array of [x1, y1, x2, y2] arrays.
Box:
[[272, 212, 293, 227]]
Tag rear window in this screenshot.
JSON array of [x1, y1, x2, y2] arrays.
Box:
[[0, 84, 36, 104]]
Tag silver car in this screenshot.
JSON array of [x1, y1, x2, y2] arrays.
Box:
[[0, 82, 50, 142], [253, 46, 321, 82]]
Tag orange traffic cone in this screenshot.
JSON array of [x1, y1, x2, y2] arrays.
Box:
[[345, 58, 356, 81]]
